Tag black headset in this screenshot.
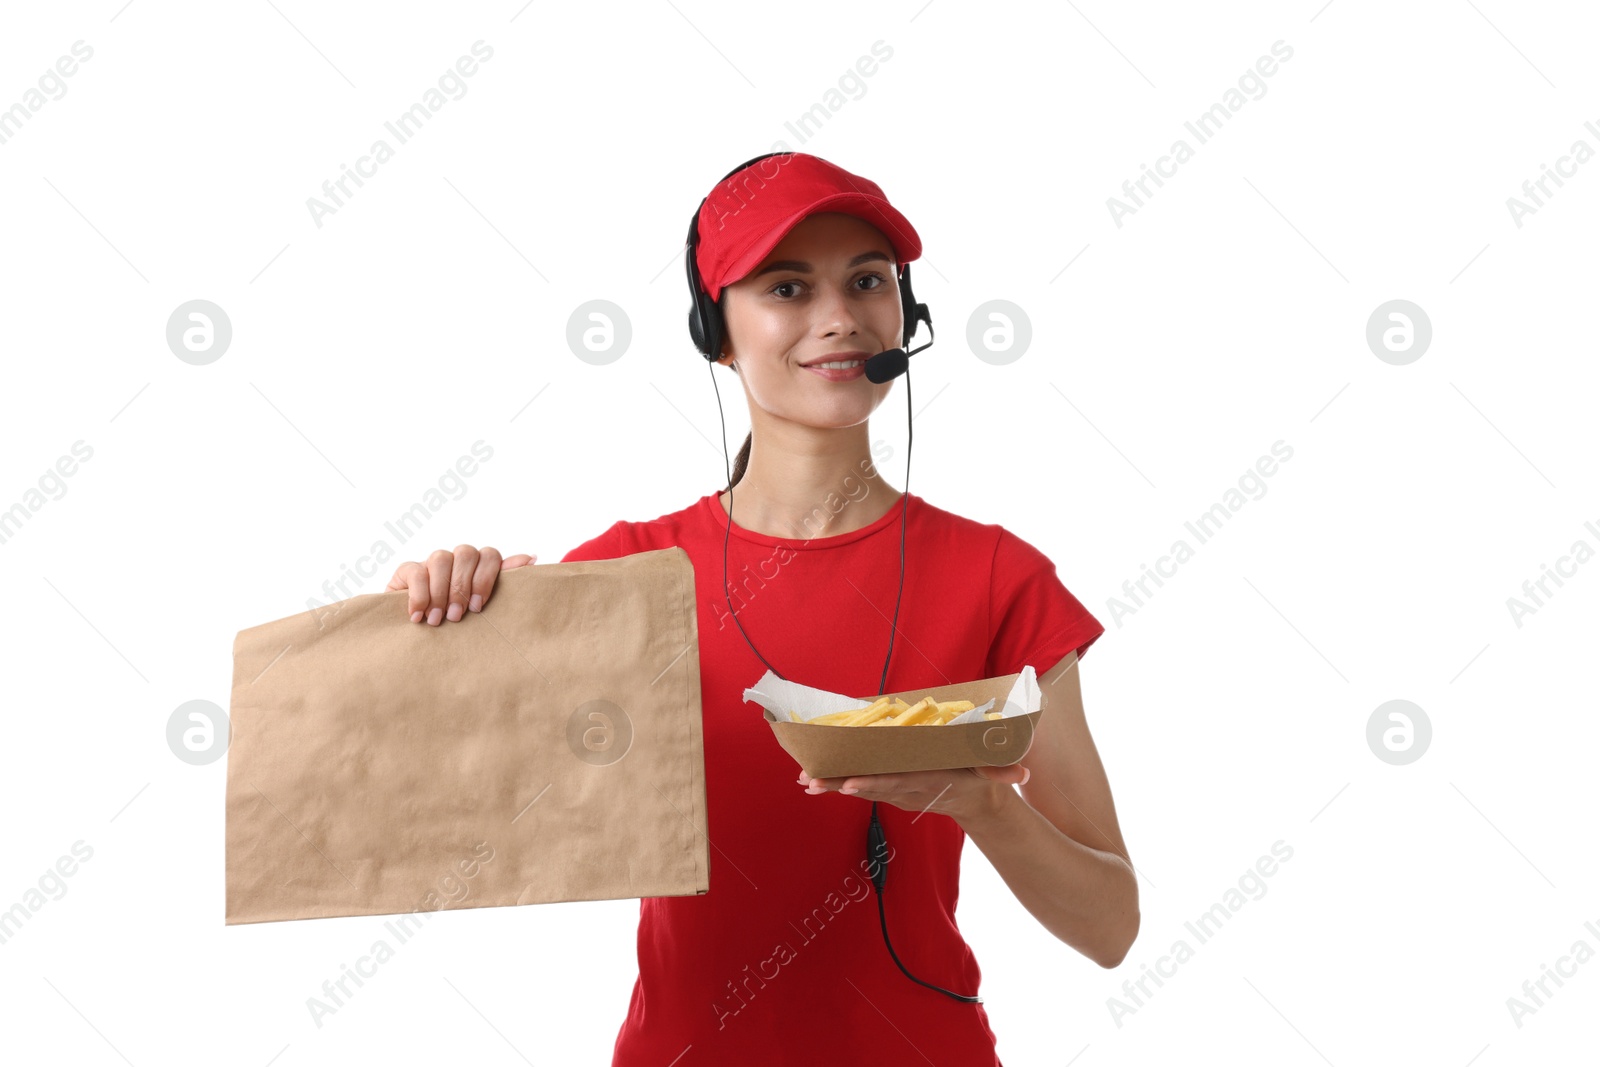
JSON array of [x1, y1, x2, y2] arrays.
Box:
[[684, 152, 981, 1005], [686, 152, 925, 367]]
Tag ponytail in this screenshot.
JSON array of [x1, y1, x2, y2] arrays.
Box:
[[724, 431, 752, 492]]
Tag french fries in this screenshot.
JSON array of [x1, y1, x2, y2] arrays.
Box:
[[787, 696, 1002, 726]]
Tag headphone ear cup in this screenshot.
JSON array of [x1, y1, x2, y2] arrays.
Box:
[[705, 304, 724, 364], [686, 208, 721, 362], [688, 303, 708, 356], [689, 295, 725, 363], [898, 268, 918, 349]]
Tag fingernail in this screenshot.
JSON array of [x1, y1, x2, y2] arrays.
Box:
[[427, 607, 442, 626], [1021, 768, 1031, 785], [840, 786, 858, 795], [469, 594, 483, 613], [411, 611, 423, 623], [447, 603, 463, 622]]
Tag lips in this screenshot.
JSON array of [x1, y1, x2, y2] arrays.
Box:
[[802, 351, 870, 368], [804, 361, 867, 382]]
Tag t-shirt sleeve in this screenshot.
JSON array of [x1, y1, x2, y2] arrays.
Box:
[[985, 527, 1105, 678], [559, 520, 627, 563]]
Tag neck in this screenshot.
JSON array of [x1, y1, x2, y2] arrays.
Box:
[[720, 420, 901, 540]]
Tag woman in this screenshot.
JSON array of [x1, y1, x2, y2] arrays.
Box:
[[385, 152, 1138, 1064]]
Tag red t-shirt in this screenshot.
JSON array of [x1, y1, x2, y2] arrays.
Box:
[[561, 488, 1104, 1066]]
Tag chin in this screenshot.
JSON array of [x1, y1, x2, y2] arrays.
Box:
[[802, 405, 878, 429]]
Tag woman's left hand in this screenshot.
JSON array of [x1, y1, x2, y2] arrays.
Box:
[[797, 763, 1031, 830]]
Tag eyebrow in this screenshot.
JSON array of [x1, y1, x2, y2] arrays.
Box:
[[752, 251, 893, 277]]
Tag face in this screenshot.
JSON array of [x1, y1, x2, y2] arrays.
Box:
[[715, 211, 903, 432]]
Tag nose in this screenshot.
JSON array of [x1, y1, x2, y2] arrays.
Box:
[[811, 279, 867, 341]]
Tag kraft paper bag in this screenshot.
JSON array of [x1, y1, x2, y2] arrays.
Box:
[[225, 547, 707, 925]]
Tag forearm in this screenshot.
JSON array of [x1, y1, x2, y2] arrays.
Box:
[[958, 788, 1139, 967]]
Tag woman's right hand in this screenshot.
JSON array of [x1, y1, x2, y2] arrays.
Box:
[[386, 546, 536, 625]]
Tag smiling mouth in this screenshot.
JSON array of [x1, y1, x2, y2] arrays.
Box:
[[809, 359, 865, 370]]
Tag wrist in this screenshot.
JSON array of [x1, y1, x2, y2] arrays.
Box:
[[957, 780, 1024, 837]]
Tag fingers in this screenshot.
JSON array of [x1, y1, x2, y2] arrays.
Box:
[[469, 547, 503, 613], [392, 547, 538, 623], [385, 560, 415, 595], [478, 551, 535, 611], [445, 544, 481, 622], [970, 763, 1030, 786], [424, 549, 453, 626], [387, 560, 432, 623]]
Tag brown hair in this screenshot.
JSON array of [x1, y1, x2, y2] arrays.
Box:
[[724, 430, 752, 492]]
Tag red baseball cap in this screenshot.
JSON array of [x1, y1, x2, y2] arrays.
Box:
[[692, 153, 921, 303]]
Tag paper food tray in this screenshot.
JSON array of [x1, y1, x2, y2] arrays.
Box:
[[743, 666, 1043, 779]]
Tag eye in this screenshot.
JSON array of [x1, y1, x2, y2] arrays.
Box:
[[767, 272, 890, 299]]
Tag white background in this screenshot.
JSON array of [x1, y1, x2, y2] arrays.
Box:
[[2, 1, 1597, 1063]]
